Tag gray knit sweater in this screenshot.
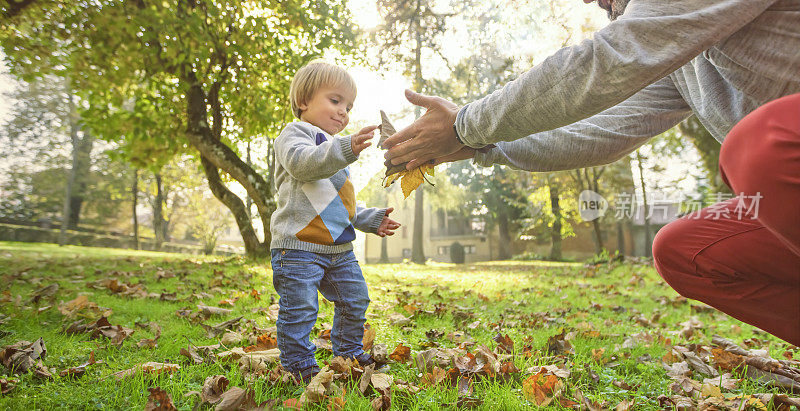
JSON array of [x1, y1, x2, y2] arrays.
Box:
[[270, 121, 386, 254], [459, 0, 800, 171]]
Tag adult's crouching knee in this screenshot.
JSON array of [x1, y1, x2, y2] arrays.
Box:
[[652, 218, 699, 299]]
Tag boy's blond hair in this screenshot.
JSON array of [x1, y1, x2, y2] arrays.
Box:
[[290, 61, 357, 119]]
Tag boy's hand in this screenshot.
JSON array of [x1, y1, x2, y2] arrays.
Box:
[[377, 207, 401, 237], [351, 125, 378, 157]]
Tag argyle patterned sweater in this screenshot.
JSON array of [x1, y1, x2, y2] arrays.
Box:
[[270, 121, 387, 254]]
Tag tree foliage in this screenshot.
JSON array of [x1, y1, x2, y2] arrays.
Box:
[[1, 0, 355, 257]]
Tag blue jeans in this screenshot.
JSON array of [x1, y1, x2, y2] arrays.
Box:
[[270, 249, 371, 373]]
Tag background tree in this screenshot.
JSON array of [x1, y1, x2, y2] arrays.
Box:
[[1, 0, 355, 258], [369, 0, 451, 264], [679, 116, 730, 195]]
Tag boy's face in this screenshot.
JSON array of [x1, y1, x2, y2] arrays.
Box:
[[299, 84, 355, 135]]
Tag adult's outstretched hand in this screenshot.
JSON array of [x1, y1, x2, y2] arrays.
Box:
[[382, 89, 463, 170]]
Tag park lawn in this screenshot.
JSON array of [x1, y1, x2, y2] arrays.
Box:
[[0, 241, 797, 410]]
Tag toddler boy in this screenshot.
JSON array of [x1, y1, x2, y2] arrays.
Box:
[[270, 61, 400, 382]]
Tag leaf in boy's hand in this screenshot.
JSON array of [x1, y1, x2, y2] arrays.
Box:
[[378, 110, 396, 149]]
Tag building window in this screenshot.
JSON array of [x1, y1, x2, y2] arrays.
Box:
[[402, 248, 412, 258], [437, 246, 449, 255], [464, 245, 477, 254]]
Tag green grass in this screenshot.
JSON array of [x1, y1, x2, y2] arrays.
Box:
[[0, 241, 795, 410]]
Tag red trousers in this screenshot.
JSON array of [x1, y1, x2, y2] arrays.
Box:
[[653, 93, 800, 346]]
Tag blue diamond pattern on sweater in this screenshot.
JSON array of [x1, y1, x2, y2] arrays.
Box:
[[319, 196, 351, 241], [334, 225, 356, 245]]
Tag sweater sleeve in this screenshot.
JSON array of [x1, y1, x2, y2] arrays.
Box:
[[353, 206, 387, 234], [456, 0, 776, 148], [473, 77, 692, 171], [274, 123, 358, 182]]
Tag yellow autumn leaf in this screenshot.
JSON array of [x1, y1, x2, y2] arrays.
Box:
[[383, 172, 401, 188], [401, 167, 425, 199], [379, 110, 435, 197]]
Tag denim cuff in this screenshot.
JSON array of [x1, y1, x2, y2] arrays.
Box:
[[286, 357, 319, 374]]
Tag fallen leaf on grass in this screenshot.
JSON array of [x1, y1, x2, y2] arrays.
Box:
[[612, 380, 638, 391], [371, 387, 391, 411], [359, 363, 375, 394], [64, 317, 135, 347], [220, 331, 244, 346], [110, 362, 180, 380], [215, 386, 263, 411], [574, 389, 605, 411], [299, 368, 334, 406], [702, 373, 739, 390], [244, 333, 277, 352], [387, 313, 411, 326], [136, 323, 162, 349], [663, 361, 692, 379], [371, 344, 389, 365], [185, 375, 229, 405], [29, 284, 59, 305], [145, 387, 176, 411], [420, 366, 450, 387], [328, 357, 357, 376], [615, 399, 636, 411], [682, 350, 718, 377], [493, 333, 514, 354], [389, 343, 411, 363], [59, 351, 100, 378], [180, 344, 219, 365], [197, 304, 233, 317], [0, 377, 17, 396], [58, 295, 112, 319], [363, 323, 376, 351], [201, 316, 243, 338], [238, 349, 281, 374], [522, 370, 564, 407], [712, 347, 744, 371], [0, 338, 46, 374], [545, 329, 574, 356], [96, 279, 148, 299], [371, 372, 393, 391]]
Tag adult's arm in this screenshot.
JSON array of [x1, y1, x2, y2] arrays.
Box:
[[456, 0, 777, 148], [473, 77, 692, 171]]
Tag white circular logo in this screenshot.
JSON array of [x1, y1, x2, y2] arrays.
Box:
[[579, 190, 608, 222]]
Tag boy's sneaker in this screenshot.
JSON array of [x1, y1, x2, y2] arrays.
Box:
[[292, 365, 320, 384], [356, 354, 389, 372]]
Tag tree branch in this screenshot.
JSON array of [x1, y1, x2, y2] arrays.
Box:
[[3, 0, 37, 19]]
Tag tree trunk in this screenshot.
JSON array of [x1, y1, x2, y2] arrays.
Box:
[[67, 131, 94, 228], [636, 150, 651, 257], [615, 220, 625, 257], [58, 84, 80, 246], [496, 212, 512, 260], [183, 70, 272, 258], [679, 116, 729, 194], [590, 168, 606, 254], [379, 236, 389, 263], [246, 141, 253, 219], [411, 187, 426, 263], [547, 176, 562, 261], [153, 172, 165, 250], [132, 168, 140, 250], [409, 0, 426, 264]]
